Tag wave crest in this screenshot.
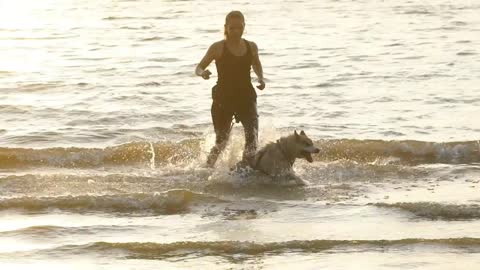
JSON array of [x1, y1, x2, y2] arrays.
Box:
[[373, 202, 480, 220], [1, 139, 478, 169], [0, 189, 224, 214], [25, 238, 480, 258]]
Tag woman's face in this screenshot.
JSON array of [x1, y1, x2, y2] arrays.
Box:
[[225, 17, 244, 40]]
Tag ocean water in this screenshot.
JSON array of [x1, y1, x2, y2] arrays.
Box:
[[1, 0, 480, 269]]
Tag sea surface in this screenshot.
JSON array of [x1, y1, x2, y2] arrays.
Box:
[[1, 0, 480, 269]]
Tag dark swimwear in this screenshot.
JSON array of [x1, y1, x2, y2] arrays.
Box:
[[206, 39, 258, 167]]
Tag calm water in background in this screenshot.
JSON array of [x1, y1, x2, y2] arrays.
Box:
[[1, 0, 480, 269]]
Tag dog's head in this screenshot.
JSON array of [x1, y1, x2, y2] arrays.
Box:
[[293, 130, 320, 163]]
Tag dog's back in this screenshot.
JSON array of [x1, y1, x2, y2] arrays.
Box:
[[252, 131, 319, 185], [255, 135, 295, 177], [253, 135, 296, 177]]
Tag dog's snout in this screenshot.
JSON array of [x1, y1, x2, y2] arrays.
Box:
[[305, 146, 320, 154]]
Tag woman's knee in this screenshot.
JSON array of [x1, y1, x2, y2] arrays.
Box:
[[215, 130, 230, 146]]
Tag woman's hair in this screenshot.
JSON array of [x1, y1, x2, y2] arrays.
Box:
[[224, 11, 245, 39]]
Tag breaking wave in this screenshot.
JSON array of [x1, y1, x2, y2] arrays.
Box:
[[373, 202, 480, 220], [0, 140, 200, 169], [10, 238, 480, 258], [317, 139, 480, 165], [0, 139, 478, 169], [0, 189, 225, 215]]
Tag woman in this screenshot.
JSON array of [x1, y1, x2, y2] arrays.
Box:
[[195, 10, 265, 169]]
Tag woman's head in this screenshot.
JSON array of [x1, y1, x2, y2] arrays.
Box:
[[224, 11, 245, 40]]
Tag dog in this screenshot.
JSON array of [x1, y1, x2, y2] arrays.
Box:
[[252, 130, 319, 185]]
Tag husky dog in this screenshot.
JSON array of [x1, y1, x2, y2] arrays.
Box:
[[253, 130, 319, 185]]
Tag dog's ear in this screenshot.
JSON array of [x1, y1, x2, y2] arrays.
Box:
[[300, 130, 306, 136], [294, 130, 299, 139]]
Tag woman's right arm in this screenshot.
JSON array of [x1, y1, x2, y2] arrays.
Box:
[[195, 43, 217, 79]]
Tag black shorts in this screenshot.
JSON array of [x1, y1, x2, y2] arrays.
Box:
[[210, 85, 258, 144]]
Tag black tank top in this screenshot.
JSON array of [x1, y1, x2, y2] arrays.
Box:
[[214, 39, 256, 104]]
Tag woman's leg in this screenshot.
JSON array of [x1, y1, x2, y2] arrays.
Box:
[[238, 100, 258, 168], [206, 101, 234, 168]]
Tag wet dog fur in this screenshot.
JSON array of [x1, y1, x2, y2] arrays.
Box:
[[253, 130, 319, 185]]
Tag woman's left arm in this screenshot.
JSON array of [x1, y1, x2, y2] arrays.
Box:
[[250, 42, 265, 90]]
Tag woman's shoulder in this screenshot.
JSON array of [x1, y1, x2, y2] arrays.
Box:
[[245, 40, 258, 53], [207, 41, 225, 59], [211, 40, 225, 49], [208, 41, 224, 53]]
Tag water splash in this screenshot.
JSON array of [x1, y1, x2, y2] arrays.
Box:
[[149, 141, 156, 170]]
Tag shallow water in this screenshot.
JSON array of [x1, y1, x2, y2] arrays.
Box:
[[1, 0, 480, 269]]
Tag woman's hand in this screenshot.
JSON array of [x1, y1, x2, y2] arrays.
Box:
[[201, 70, 212, 80], [256, 79, 265, 90]]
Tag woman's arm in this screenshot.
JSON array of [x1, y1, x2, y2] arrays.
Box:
[[195, 43, 217, 79], [250, 41, 265, 90]]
